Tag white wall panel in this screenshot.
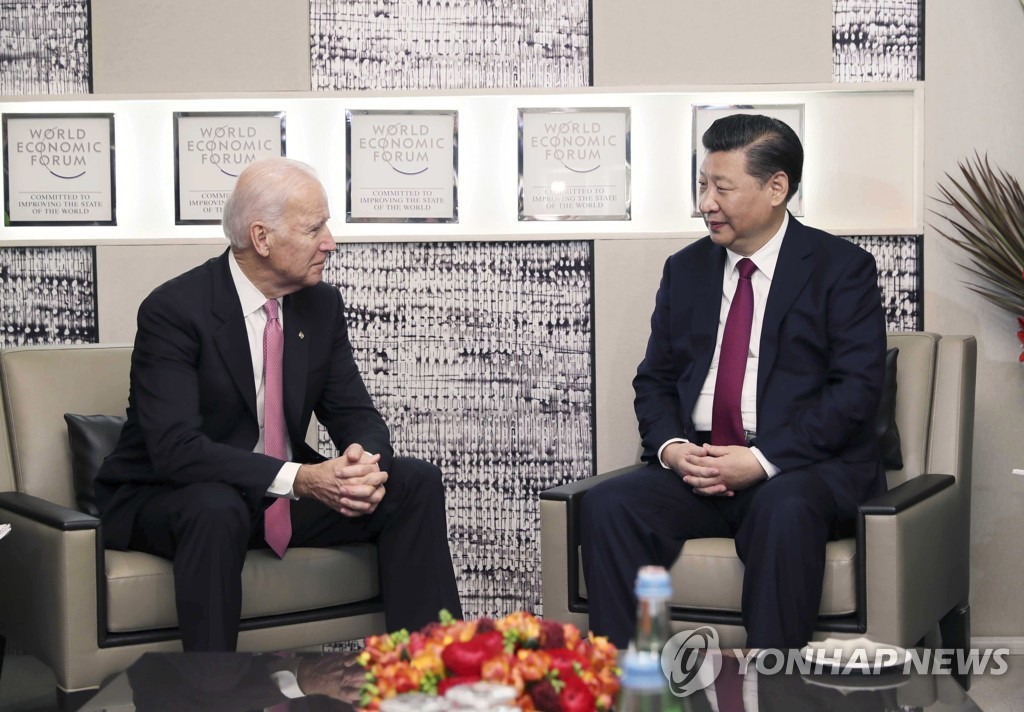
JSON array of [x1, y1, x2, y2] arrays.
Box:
[[0, 85, 922, 243]]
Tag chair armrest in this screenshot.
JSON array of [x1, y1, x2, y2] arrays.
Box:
[[540, 465, 639, 627], [540, 464, 638, 501], [858, 474, 954, 515], [0, 491, 100, 531], [0, 491, 104, 672], [859, 474, 967, 646]]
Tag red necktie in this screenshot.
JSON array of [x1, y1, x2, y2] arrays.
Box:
[[712, 258, 757, 446], [262, 299, 291, 558], [715, 654, 745, 712]]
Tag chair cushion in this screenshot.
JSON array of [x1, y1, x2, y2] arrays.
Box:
[[577, 537, 858, 616], [105, 545, 379, 632], [63, 413, 126, 516], [671, 538, 858, 616], [877, 347, 903, 471]]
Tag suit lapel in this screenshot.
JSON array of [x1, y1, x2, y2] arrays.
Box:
[[211, 252, 258, 420], [282, 291, 310, 444], [758, 217, 815, 399], [682, 244, 727, 412]]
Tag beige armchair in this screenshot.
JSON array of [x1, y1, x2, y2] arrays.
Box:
[[0, 343, 386, 709], [541, 333, 975, 680]]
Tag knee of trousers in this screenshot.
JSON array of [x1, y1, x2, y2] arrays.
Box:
[[391, 457, 445, 502], [580, 479, 630, 534], [744, 478, 835, 537], [174, 483, 251, 543]]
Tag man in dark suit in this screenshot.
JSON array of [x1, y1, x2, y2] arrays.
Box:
[[95, 157, 461, 651], [581, 114, 887, 649]]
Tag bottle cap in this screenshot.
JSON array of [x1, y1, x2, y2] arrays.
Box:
[[635, 565, 672, 599], [620, 650, 667, 691]]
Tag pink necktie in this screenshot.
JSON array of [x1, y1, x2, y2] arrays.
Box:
[[712, 258, 757, 446], [262, 299, 291, 558]]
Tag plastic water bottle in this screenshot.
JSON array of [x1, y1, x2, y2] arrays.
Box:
[[617, 650, 681, 712], [632, 565, 673, 657]]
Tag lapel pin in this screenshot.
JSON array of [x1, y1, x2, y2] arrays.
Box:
[[298, 331, 305, 340]]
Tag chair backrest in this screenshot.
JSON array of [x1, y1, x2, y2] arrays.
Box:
[[885, 332, 938, 488], [885, 332, 976, 493], [0, 334, 978, 511], [626, 332, 975, 491], [0, 343, 133, 508]]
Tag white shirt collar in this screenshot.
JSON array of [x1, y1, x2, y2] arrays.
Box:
[[228, 250, 277, 318], [724, 211, 789, 280]]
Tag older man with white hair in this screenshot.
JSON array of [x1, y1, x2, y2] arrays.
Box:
[[96, 157, 462, 651]]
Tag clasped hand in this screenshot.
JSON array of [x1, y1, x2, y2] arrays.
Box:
[[293, 443, 387, 517], [662, 442, 766, 496], [296, 653, 363, 702]]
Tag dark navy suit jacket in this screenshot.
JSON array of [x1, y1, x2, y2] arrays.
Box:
[[632, 216, 888, 513], [96, 250, 393, 549]]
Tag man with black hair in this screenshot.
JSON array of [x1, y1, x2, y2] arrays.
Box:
[[581, 114, 887, 649]]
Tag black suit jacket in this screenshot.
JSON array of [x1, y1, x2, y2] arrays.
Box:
[[633, 217, 888, 512], [96, 250, 393, 549]]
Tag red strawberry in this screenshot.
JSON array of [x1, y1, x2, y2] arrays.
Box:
[[559, 675, 596, 712], [441, 632, 504, 676], [547, 648, 586, 682], [443, 635, 504, 677], [442, 640, 485, 676], [476, 631, 505, 658]]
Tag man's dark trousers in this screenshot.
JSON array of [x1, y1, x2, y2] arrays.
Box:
[[581, 463, 851, 650], [127, 457, 461, 651]]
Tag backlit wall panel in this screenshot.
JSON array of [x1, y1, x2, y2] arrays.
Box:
[[310, 0, 590, 90], [320, 240, 594, 619]]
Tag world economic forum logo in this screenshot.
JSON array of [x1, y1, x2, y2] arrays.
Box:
[[660, 626, 721, 696]]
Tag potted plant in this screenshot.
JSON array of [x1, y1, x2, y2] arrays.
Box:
[[931, 153, 1024, 359]]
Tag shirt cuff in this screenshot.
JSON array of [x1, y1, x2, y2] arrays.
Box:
[[271, 667, 305, 699], [749, 447, 780, 479], [266, 462, 301, 499], [657, 438, 689, 469]]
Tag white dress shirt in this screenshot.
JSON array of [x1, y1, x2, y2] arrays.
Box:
[[658, 212, 789, 479], [227, 251, 300, 498]]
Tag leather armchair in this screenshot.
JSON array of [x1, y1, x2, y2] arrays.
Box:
[[541, 333, 975, 676], [0, 343, 386, 708]]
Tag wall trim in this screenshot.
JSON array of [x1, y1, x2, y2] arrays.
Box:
[[971, 637, 1024, 654]]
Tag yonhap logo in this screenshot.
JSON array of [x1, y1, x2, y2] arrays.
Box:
[[661, 626, 721, 696], [658, 630, 1011, 693]]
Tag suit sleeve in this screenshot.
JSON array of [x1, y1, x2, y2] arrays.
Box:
[[314, 288, 394, 473], [755, 248, 887, 471], [130, 289, 281, 500], [633, 257, 691, 461]]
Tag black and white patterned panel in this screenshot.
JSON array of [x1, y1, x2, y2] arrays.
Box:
[[833, 0, 924, 82], [310, 0, 590, 90], [846, 234, 922, 331], [0, 246, 97, 348], [320, 241, 594, 619], [0, 0, 91, 95]]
